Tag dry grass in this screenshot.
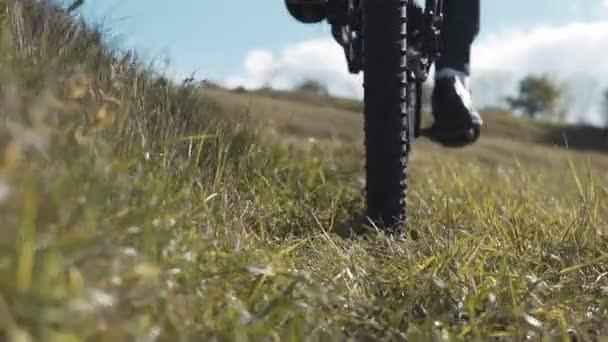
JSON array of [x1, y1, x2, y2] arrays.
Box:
[[1, 1, 608, 341], [205, 87, 608, 150]]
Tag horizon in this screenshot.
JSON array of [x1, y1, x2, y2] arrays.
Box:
[[79, 0, 608, 125]]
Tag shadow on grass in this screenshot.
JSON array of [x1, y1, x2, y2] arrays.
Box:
[[539, 124, 608, 154], [332, 212, 419, 241]]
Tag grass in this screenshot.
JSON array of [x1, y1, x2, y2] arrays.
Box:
[[204, 86, 608, 154], [224, 84, 364, 114], [1, 0, 608, 340]]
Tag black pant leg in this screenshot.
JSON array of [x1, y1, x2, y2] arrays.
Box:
[[435, 0, 480, 75]]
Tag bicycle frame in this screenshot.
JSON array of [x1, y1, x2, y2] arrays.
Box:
[[335, 0, 443, 76], [335, 0, 444, 136]]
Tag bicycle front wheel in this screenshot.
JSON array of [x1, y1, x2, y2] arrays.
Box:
[[362, 0, 415, 233]]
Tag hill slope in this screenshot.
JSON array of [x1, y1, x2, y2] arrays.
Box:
[[205, 86, 608, 189], [205, 86, 608, 151], [2, 1, 608, 340]]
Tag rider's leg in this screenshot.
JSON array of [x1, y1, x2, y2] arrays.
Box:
[[436, 0, 479, 77], [427, 0, 483, 147]]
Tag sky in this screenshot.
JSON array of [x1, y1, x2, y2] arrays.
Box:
[[79, 0, 608, 125]]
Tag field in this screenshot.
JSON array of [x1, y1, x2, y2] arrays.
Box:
[[1, 1, 608, 340]]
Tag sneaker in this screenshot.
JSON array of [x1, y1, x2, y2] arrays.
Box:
[[423, 68, 483, 147]]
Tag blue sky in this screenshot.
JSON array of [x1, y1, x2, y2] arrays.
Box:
[[78, 0, 608, 124], [81, 0, 603, 80]]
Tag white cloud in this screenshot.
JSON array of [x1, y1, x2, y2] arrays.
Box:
[[471, 21, 608, 125], [225, 20, 608, 126], [223, 38, 363, 98]]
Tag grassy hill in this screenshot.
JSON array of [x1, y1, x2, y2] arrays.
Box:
[[204, 86, 608, 152], [1, 1, 608, 340], [204, 86, 608, 190]]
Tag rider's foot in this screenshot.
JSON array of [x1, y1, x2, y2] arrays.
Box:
[[423, 68, 483, 147]]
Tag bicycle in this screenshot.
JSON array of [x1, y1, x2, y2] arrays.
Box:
[[285, 0, 445, 234]]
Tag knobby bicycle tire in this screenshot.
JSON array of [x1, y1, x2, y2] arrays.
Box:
[[362, 0, 416, 233]]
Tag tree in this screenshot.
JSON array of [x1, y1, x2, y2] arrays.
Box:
[[294, 79, 330, 97], [506, 74, 562, 118]]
